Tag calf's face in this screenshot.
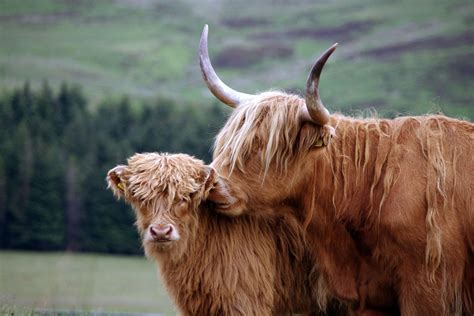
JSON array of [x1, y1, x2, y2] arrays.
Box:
[[107, 153, 224, 259]]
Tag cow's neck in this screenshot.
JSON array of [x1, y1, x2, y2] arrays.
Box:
[[312, 117, 397, 228], [297, 117, 399, 303]]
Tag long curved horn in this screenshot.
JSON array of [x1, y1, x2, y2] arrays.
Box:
[[303, 43, 338, 125], [199, 25, 254, 108]]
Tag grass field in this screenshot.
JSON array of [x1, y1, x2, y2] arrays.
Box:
[[0, 251, 175, 315], [0, 0, 472, 118]]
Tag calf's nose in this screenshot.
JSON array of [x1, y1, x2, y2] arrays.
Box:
[[149, 224, 173, 240]]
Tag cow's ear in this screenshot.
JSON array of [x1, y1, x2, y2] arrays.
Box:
[[202, 166, 217, 198], [107, 165, 127, 199], [203, 166, 246, 216]]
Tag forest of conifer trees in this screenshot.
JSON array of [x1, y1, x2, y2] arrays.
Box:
[[0, 82, 228, 254]]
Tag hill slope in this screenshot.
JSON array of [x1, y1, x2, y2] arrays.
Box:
[[0, 0, 472, 118]]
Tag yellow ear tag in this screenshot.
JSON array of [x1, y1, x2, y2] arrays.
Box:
[[117, 182, 124, 191]]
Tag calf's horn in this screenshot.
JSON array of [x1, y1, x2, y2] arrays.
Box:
[[199, 24, 254, 108], [303, 43, 338, 126]]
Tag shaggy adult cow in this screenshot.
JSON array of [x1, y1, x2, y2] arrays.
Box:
[[199, 25, 474, 315], [107, 152, 346, 315]]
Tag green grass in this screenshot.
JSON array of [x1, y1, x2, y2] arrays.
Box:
[[0, 251, 175, 315], [0, 0, 472, 119]]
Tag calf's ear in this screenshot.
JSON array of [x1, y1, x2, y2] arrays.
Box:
[[107, 165, 127, 198], [203, 166, 246, 216]]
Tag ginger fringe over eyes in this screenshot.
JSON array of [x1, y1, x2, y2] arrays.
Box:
[[213, 91, 322, 177], [122, 153, 205, 210]]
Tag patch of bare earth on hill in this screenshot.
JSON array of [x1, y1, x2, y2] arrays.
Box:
[[214, 43, 293, 68], [446, 52, 474, 80], [114, 0, 157, 9], [221, 17, 270, 28], [423, 52, 474, 105], [252, 20, 377, 42], [0, 12, 77, 24], [361, 32, 474, 60]]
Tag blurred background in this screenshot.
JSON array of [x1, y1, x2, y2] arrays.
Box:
[[0, 0, 472, 314]]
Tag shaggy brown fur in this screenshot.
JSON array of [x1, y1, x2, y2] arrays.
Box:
[[107, 153, 346, 316], [211, 91, 474, 315]]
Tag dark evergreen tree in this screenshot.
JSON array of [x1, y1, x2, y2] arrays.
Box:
[[0, 157, 6, 247], [4, 121, 34, 248], [17, 146, 65, 250]]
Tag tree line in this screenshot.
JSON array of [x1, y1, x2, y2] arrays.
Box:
[[0, 82, 228, 254]]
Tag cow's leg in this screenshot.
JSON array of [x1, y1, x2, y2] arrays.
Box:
[[463, 259, 474, 313], [307, 217, 361, 303]]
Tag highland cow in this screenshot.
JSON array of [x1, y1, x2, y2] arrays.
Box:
[[107, 152, 346, 316], [198, 25, 474, 315]]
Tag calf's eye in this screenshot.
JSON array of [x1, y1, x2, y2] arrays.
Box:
[[175, 200, 189, 217]]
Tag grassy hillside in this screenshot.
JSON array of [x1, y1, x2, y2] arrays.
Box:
[[0, 0, 472, 118], [0, 251, 175, 314]]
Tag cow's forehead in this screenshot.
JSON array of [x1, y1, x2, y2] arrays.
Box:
[[125, 153, 205, 203]]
